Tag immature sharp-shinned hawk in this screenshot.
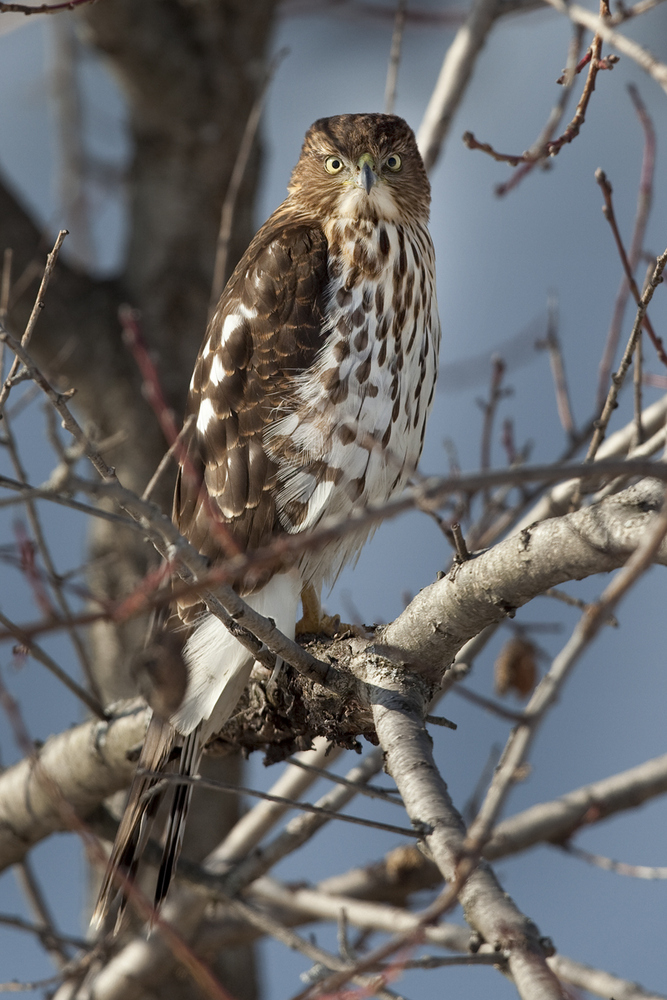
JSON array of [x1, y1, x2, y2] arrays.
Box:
[[94, 113, 440, 926]]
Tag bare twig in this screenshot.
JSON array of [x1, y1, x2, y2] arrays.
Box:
[[13, 860, 74, 967], [2, 408, 99, 698], [543, 0, 667, 95], [384, 0, 407, 114], [450, 683, 527, 722], [485, 751, 667, 860], [209, 49, 288, 314], [0, 230, 68, 411], [479, 355, 508, 475], [424, 713, 457, 729], [50, 16, 95, 268], [142, 414, 196, 501], [223, 894, 402, 1000], [542, 587, 618, 626], [584, 247, 667, 465], [0, 911, 87, 952], [450, 521, 470, 562], [558, 841, 667, 879], [416, 0, 499, 171], [512, 394, 667, 535], [537, 295, 575, 440], [221, 749, 386, 898], [465, 484, 667, 857], [0, 0, 95, 11], [464, 18, 614, 196], [139, 768, 420, 839], [595, 170, 667, 372], [634, 325, 644, 447], [596, 85, 657, 409], [285, 758, 403, 806], [0, 607, 106, 718]]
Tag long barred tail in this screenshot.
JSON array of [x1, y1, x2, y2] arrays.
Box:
[[92, 571, 302, 930], [154, 726, 202, 910], [91, 714, 175, 932]]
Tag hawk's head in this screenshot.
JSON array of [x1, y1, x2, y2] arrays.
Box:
[[288, 113, 430, 225]]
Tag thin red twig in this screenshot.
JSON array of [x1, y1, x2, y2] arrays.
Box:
[[14, 521, 56, 620], [119, 305, 242, 558], [595, 169, 667, 371], [596, 87, 658, 408], [464, 4, 616, 196]]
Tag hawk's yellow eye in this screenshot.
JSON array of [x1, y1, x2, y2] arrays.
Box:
[[324, 156, 344, 174], [386, 153, 402, 172]]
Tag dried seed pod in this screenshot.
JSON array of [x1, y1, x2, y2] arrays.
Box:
[[494, 636, 537, 699]]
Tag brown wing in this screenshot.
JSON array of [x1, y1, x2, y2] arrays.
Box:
[[173, 212, 329, 613]]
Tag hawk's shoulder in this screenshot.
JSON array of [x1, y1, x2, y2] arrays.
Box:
[[174, 210, 331, 600]]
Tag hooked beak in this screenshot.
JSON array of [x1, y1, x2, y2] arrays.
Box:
[[356, 153, 378, 195]]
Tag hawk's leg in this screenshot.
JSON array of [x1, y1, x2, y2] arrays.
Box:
[[296, 582, 343, 637]]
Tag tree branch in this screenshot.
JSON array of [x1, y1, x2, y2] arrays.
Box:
[[0, 703, 148, 871]]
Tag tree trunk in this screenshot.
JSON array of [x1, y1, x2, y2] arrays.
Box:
[[1, 2, 279, 995]]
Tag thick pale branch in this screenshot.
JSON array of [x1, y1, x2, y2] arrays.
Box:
[[80, 750, 383, 1000], [379, 478, 667, 683], [368, 669, 565, 1000], [514, 395, 667, 533], [0, 703, 149, 871], [243, 880, 666, 1000], [3, 481, 667, 873], [315, 752, 667, 900], [487, 753, 667, 859], [417, 0, 499, 170]]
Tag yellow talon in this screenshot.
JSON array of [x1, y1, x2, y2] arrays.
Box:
[[296, 583, 349, 637]]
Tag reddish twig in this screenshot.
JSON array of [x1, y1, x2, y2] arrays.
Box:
[[497, 7, 613, 196], [595, 169, 667, 371], [556, 48, 618, 82], [119, 306, 242, 558], [583, 247, 667, 467], [14, 521, 56, 620], [465, 6, 617, 197], [643, 371, 667, 390], [596, 88, 658, 408], [119, 306, 180, 447], [461, 131, 523, 166]]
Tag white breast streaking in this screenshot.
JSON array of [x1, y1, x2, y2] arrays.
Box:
[[266, 216, 440, 588]]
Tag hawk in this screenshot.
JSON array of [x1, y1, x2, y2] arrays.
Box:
[[94, 113, 440, 926]]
